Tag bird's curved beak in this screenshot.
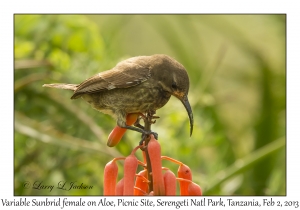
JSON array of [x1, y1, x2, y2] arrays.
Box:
[[180, 96, 194, 136]]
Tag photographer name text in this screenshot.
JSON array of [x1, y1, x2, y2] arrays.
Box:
[[23, 181, 93, 192]]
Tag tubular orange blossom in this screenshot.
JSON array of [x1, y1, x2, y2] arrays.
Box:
[[134, 169, 148, 195], [148, 134, 165, 195], [103, 159, 118, 195], [177, 164, 192, 195], [123, 154, 138, 195], [115, 178, 124, 195], [188, 182, 202, 195], [163, 169, 177, 195], [107, 113, 139, 147]]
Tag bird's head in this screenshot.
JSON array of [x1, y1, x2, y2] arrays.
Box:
[[153, 55, 194, 136]]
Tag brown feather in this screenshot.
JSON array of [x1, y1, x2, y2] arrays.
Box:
[[42, 83, 78, 91], [71, 56, 151, 99]]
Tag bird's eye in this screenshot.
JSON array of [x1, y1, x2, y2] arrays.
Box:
[[172, 83, 177, 89]]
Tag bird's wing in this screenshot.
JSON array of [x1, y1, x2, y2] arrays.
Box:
[[71, 58, 151, 99]]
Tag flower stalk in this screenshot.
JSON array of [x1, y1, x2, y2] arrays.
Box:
[[103, 112, 202, 195]]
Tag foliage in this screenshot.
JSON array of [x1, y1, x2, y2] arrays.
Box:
[[14, 14, 286, 195]]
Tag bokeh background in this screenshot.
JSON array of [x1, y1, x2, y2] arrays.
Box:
[[14, 14, 286, 195]]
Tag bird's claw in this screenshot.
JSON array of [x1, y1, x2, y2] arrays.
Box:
[[139, 130, 158, 145], [145, 131, 158, 140], [139, 138, 144, 145], [134, 117, 145, 129]]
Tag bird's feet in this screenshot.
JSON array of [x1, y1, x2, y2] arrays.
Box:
[[139, 130, 158, 145], [145, 110, 160, 124], [134, 117, 145, 129]]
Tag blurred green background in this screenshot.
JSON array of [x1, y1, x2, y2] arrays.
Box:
[[14, 14, 286, 195]]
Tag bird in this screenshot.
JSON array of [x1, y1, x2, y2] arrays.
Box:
[[43, 54, 193, 140]]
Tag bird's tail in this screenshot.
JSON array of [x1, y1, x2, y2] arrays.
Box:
[[42, 83, 78, 91]]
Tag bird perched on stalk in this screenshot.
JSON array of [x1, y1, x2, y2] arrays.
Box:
[[43, 54, 193, 140]]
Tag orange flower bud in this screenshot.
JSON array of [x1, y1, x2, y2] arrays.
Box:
[[115, 178, 124, 195], [148, 134, 165, 195], [107, 113, 139, 147], [103, 160, 118, 195], [134, 187, 148, 195], [188, 182, 202, 195], [164, 169, 176, 195], [107, 126, 126, 147], [177, 164, 192, 195], [123, 154, 138, 195], [134, 170, 148, 195]]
